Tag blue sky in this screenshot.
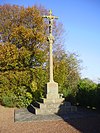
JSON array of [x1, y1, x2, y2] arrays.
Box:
[[1, 0, 100, 82]]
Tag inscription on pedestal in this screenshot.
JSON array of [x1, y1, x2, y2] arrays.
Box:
[[46, 82, 58, 94]]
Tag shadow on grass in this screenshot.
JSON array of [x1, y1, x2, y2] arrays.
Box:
[[58, 104, 100, 133], [65, 112, 100, 133], [27, 101, 100, 133]]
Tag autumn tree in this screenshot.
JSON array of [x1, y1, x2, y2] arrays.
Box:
[[0, 4, 81, 107]]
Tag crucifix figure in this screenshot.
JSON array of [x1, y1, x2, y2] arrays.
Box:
[[43, 10, 58, 82]]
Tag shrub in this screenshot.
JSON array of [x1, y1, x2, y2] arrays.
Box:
[[76, 78, 97, 108], [1, 92, 17, 107]]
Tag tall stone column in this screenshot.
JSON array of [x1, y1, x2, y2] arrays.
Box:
[[49, 36, 54, 82]]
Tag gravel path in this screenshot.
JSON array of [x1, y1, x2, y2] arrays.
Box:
[[0, 105, 100, 133]]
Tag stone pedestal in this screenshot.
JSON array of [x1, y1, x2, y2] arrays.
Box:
[[31, 82, 77, 115]]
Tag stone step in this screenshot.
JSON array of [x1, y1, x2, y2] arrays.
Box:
[[31, 101, 77, 115], [35, 107, 58, 115], [34, 101, 71, 109], [34, 101, 63, 109], [31, 103, 77, 115], [41, 98, 64, 104], [30, 104, 58, 115]]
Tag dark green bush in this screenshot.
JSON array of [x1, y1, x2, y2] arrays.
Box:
[[76, 78, 99, 109], [95, 84, 100, 109]]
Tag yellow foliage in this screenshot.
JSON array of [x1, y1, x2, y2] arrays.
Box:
[[31, 80, 37, 92]]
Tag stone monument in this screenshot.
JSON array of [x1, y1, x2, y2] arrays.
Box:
[[32, 10, 77, 115]]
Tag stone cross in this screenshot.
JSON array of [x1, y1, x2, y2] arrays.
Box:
[[43, 10, 58, 82]]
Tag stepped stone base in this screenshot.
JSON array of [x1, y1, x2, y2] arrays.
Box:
[[31, 82, 77, 115]]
